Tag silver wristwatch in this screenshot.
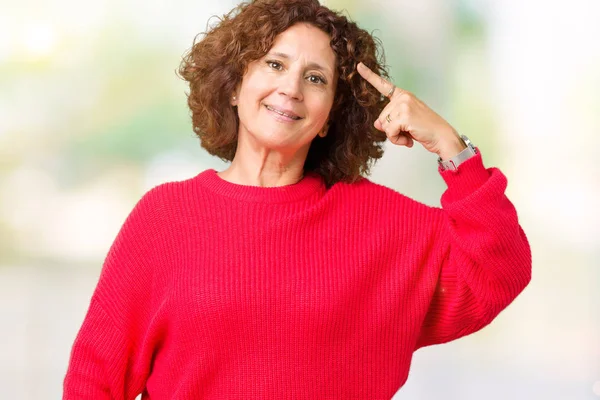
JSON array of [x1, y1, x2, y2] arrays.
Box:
[[437, 135, 478, 171]]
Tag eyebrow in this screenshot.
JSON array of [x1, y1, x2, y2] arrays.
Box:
[[267, 52, 333, 76]]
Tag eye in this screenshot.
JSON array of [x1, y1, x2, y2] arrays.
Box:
[[307, 75, 326, 85], [266, 60, 283, 70]]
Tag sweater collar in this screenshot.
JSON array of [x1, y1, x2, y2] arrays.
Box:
[[196, 169, 326, 203]]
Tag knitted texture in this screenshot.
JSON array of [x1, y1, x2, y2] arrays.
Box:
[[63, 152, 531, 399]]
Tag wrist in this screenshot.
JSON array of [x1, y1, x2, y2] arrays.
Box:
[[437, 134, 478, 171], [436, 129, 467, 161]]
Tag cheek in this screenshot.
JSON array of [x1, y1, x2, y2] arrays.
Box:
[[240, 72, 274, 101], [237, 87, 267, 119], [308, 98, 334, 124]]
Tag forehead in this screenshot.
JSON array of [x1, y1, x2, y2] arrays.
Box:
[[269, 23, 336, 67]]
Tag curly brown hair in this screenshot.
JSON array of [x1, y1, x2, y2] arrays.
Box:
[[178, 0, 390, 187]]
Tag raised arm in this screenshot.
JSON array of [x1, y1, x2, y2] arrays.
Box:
[[414, 152, 531, 349], [356, 61, 531, 348]]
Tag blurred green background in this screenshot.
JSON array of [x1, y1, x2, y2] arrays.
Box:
[[1, 0, 599, 398]]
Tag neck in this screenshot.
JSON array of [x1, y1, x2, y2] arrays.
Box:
[[218, 165, 304, 188], [217, 152, 307, 188], [217, 130, 311, 187]]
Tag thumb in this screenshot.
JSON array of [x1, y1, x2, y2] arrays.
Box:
[[374, 119, 383, 131]]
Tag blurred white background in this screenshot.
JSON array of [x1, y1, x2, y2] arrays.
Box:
[[0, 0, 598, 398]]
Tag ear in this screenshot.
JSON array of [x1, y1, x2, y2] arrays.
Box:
[[231, 82, 242, 106], [318, 122, 329, 138]]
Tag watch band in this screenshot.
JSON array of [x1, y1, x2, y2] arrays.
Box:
[[438, 135, 477, 171]]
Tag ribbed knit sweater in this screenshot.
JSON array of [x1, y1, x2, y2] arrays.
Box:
[[63, 152, 531, 399]]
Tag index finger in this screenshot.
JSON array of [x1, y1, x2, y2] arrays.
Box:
[[357, 62, 396, 98]]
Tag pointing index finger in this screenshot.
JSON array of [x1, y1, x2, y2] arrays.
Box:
[[357, 62, 396, 98]]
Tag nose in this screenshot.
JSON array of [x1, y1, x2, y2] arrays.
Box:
[[278, 74, 303, 102]]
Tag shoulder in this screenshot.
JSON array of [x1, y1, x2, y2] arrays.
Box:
[[324, 176, 446, 244], [128, 172, 206, 223], [329, 176, 447, 235], [332, 175, 441, 215], [140, 170, 209, 204]]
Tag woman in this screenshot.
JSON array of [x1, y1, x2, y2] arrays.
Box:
[[63, 0, 532, 398]]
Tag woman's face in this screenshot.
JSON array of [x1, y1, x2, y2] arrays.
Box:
[[233, 23, 337, 154]]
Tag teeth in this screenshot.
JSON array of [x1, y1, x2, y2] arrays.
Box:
[[266, 105, 299, 120]]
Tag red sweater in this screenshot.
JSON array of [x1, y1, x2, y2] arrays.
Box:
[[63, 152, 531, 399]]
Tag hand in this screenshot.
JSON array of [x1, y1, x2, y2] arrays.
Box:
[[356, 62, 466, 159]]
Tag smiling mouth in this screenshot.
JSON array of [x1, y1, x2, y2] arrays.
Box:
[[264, 105, 302, 120]]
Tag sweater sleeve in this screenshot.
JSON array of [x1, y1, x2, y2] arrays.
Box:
[[63, 186, 165, 399], [62, 298, 138, 399], [414, 151, 532, 350]]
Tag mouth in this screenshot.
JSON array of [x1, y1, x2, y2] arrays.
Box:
[[264, 104, 303, 120]]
